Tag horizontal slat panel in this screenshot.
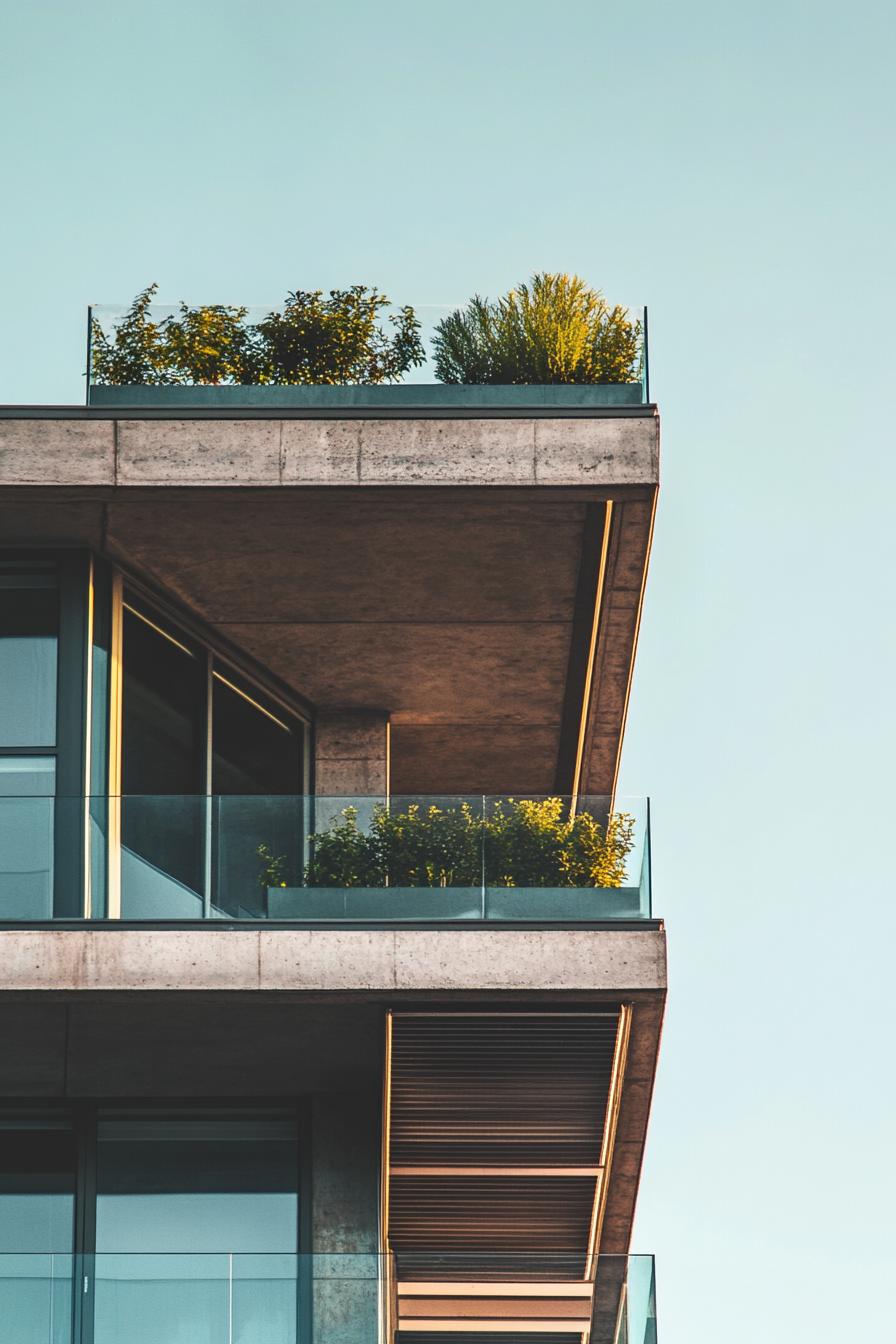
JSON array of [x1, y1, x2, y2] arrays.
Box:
[[390, 1014, 619, 1168], [390, 1176, 598, 1263], [388, 1011, 620, 1296]]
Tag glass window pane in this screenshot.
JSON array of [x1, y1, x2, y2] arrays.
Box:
[[211, 674, 303, 918], [0, 1126, 75, 1252], [0, 578, 58, 748], [95, 1114, 299, 1253], [121, 604, 205, 795], [121, 604, 206, 903], [211, 673, 301, 795], [0, 1125, 75, 1344], [0, 759, 55, 919]]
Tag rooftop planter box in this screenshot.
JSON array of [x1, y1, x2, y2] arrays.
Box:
[[267, 883, 647, 921], [86, 276, 649, 409], [259, 798, 653, 923], [87, 382, 646, 409]]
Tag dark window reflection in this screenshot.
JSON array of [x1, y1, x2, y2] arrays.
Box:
[[121, 606, 205, 911], [96, 1114, 299, 1252], [212, 675, 302, 917], [0, 1126, 75, 1253]]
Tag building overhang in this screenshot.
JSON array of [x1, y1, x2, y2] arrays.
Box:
[[0, 407, 658, 795], [0, 920, 664, 1317]]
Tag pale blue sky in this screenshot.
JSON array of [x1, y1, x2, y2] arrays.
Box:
[[2, 1, 895, 1339]]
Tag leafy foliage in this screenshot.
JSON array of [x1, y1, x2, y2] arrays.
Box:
[[303, 798, 635, 889], [164, 302, 256, 384], [90, 284, 173, 385], [253, 287, 424, 385], [432, 272, 641, 385], [256, 844, 289, 891], [90, 284, 425, 386]]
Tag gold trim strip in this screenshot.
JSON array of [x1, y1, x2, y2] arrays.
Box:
[[397, 1322, 586, 1334], [398, 1284, 594, 1298], [106, 572, 124, 919], [585, 1004, 632, 1277], [82, 557, 95, 918], [212, 669, 293, 732], [123, 600, 196, 657]]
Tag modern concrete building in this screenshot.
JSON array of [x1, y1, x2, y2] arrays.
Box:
[[0, 368, 662, 1342]]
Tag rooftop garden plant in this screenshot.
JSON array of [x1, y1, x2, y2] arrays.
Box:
[[90, 283, 425, 386], [432, 272, 640, 385], [301, 798, 635, 889], [90, 275, 640, 387]]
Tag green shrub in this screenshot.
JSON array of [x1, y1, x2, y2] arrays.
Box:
[[252, 287, 424, 385], [303, 798, 635, 889], [90, 284, 425, 386], [432, 272, 640, 385], [163, 301, 257, 385], [90, 284, 174, 385]]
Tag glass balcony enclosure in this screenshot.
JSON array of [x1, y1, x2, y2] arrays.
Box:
[[86, 300, 650, 407], [0, 553, 654, 925], [0, 794, 652, 922], [0, 1252, 656, 1344]]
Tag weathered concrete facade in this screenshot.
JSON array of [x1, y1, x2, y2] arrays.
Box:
[[0, 402, 663, 1342], [0, 408, 658, 796], [0, 412, 658, 488], [0, 927, 665, 993]]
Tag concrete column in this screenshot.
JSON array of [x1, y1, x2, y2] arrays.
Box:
[[314, 711, 390, 797], [311, 1090, 381, 1344]]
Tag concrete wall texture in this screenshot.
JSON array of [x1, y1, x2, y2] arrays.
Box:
[[0, 413, 659, 488], [0, 927, 666, 993]]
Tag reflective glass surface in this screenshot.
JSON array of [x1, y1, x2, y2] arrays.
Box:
[[96, 1115, 299, 1252], [0, 794, 652, 921], [0, 760, 55, 918], [0, 572, 58, 748], [0, 1252, 654, 1344], [0, 1124, 75, 1344], [94, 1115, 300, 1344]]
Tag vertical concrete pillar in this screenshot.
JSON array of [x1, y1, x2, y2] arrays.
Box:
[[311, 1091, 381, 1344], [314, 712, 390, 797]]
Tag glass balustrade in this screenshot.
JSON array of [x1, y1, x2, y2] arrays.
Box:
[[0, 1252, 656, 1344], [0, 795, 652, 922], [86, 300, 649, 407]]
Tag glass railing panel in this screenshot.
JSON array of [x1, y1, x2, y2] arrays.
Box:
[[0, 784, 55, 920], [214, 795, 307, 919], [0, 1252, 656, 1343], [0, 1254, 73, 1344], [92, 1252, 231, 1344], [481, 794, 650, 919], [87, 301, 648, 405], [0, 794, 652, 922], [592, 1254, 657, 1344], [291, 794, 487, 921], [119, 794, 208, 919]]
